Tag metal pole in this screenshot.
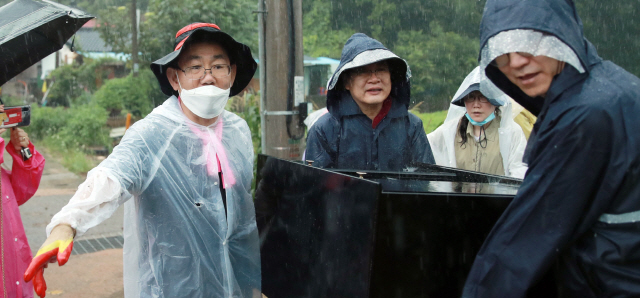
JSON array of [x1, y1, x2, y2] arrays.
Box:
[[264, 0, 289, 159], [131, 0, 138, 77], [263, 0, 305, 160], [257, 0, 267, 154]]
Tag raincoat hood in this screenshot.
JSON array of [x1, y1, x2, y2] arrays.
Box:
[[478, 0, 601, 115], [450, 67, 504, 108], [326, 33, 411, 118], [306, 33, 435, 171], [463, 1, 640, 297], [429, 67, 527, 178]]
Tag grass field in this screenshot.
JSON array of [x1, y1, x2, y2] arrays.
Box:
[[411, 109, 449, 134]]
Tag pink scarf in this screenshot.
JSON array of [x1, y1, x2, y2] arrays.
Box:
[[179, 97, 236, 188]]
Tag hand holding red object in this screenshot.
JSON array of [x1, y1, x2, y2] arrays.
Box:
[[24, 224, 75, 298]]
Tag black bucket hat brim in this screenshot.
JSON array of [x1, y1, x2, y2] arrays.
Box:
[[150, 25, 257, 97]]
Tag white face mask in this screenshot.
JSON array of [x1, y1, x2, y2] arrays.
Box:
[[176, 73, 231, 119]]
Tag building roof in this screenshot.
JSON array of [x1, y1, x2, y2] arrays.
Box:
[[304, 56, 340, 66], [254, 56, 340, 66], [68, 27, 112, 53]]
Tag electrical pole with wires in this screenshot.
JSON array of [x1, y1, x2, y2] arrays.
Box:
[[258, 0, 306, 160]]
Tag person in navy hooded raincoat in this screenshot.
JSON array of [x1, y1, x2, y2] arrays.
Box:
[[305, 33, 435, 171], [462, 0, 640, 297]]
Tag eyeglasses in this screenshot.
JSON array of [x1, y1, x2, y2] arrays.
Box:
[[463, 95, 489, 104], [350, 67, 390, 79], [179, 64, 231, 80], [491, 52, 534, 68]]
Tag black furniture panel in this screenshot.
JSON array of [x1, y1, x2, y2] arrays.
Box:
[[255, 155, 555, 298]]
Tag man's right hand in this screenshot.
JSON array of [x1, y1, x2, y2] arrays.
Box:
[[24, 224, 75, 298]]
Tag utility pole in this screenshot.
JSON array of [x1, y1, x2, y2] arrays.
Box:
[[131, 0, 138, 77], [260, 0, 305, 160]]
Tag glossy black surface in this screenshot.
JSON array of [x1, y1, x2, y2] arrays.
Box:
[[255, 155, 554, 297], [373, 179, 520, 195], [256, 155, 381, 297]]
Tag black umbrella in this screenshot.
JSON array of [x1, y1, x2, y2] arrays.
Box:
[[0, 0, 93, 86]]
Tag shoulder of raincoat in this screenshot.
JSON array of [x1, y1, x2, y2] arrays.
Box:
[[1, 138, 45, 298], [305, 33, 435, 171], [463, 1, 640, 297], [47, 96, 260, 298], [428, 67, 527, 178]]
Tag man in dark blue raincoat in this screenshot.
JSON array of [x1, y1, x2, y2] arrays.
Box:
[[305, 33, 435, 171], [463, 0, 640, 297]]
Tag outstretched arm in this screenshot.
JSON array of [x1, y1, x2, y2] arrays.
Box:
[[23, 123, 163, 297]]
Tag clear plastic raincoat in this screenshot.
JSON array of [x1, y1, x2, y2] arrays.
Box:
[[427, 67, 528, 178], [47, 96, 260, 298]]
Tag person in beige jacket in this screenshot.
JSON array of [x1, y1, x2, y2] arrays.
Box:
[[428, 67, 528, 178]]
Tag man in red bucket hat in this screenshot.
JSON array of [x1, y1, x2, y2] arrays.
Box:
[[25, 23, 262, 298]]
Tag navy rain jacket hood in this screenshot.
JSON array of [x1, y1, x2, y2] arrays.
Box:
[[464, 1, 640, 297], [305, 33, 434, 171]]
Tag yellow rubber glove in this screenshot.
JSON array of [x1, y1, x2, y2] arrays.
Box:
[[24, 224, 75, 298]]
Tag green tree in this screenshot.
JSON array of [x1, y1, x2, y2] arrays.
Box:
[[46, 58, 121, 107], [576, 1, 640, 77], [321, 0, 484, 49], [93, 68, 164, 116], [302, 1, 482, 111], [394, 23, 478, 111], [96, 0, 258, 65], [302, 1, 354, 58], [58, 104, 111, 149]]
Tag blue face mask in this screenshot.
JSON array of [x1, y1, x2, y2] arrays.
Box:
[[465, 112, 495, 126]]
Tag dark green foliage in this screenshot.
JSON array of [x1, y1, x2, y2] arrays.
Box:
[[93, 68, 165, 117], [0, 95, 25, 106], [227, 92, 261, 156], [23, 106, 72, 140], [576, 1, 640, 77], [24, 104, 110, 149], [96, 0, 258, 65], [320, 0, 485, 50], [58, 104, 111, 149], [45, 64, 82, 107], [303, 1, 483, 111], [394, 23, 479, 111], [226, 92, 262, 194], [302, 1, 355, 59], [303, 0, 640, 112], [46, 58, 121, 107]]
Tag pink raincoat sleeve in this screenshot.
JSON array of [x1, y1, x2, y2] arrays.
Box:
[[5, 140, 45, 205]]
